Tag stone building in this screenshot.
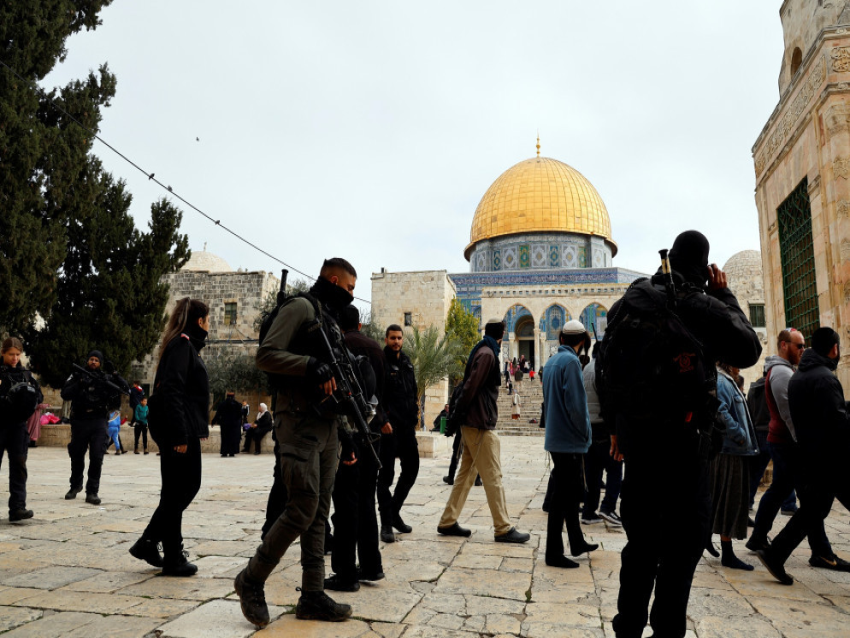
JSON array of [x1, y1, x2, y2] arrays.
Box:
[[372, 143, 648, 425], [753, 0, 850, 387], [723, 250, 769, 389], [130, 248, 280, 390]]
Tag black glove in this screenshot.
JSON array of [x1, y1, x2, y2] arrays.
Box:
[[339, 427, 358, 463], [306, 357, 333, 384]]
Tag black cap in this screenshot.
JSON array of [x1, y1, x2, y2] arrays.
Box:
[[87, 350, 103, 362]]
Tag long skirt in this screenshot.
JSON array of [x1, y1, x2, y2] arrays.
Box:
[[710, 453, 749, 539]]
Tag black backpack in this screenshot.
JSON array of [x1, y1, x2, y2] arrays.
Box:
[[597, 279, 710, 423]]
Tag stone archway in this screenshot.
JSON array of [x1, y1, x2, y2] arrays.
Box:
[[502, 304, 534, 369], [579, 302, 608, 339]]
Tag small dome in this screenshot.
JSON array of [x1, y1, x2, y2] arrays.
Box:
[[722, 250, 762, 275], [466, 156, 615, 260], [181, 250, 232, 273]]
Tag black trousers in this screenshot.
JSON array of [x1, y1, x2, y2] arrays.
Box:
[[331, 436, 382, 580], [377, 430, 419, 527], [613, 450, 710, 638], [134, 423, 149, 450], [142, 437, 202, 555], [243, 428, 269, 454], [68, 416, 108, 495], [770, 469, 845, 564], [0, 421, 28, 513], [546, 452, 586, 560], [447, 434, 462, 479]]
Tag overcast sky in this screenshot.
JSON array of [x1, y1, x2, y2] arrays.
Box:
[[45, 1, 785, 310]]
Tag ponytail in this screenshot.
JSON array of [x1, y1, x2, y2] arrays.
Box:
[[158, 298, 209, 362]]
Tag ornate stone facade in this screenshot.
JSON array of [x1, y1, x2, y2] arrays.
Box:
[[753, 4, 850, 388]]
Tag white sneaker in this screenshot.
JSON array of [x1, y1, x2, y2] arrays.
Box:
[[599, 511, 622, 527]]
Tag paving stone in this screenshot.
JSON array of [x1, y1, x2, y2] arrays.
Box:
[[120, 597, 201, 618], [13, 589, 145, 613], [0, 611, 100, 637], [255, 614, 372, 637], [0, 606, 41, 633], [118, 576, 235, 600], [156, 599, 284, 638], [432, 566, 531, 600], [324, 585, 423, 623], [61, 614, 162, 637], [60, 570, 153, 593], [0, 588, 42, 605], [694, 616, 781, 638], [0, 565, 102, 589]]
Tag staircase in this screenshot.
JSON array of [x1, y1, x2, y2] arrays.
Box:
[[496, 379, 545, 436]]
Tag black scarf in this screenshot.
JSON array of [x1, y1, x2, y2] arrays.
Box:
[[309, 276, 354, 317]]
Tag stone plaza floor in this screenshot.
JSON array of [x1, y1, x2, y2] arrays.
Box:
[[0, 438, 847, 637]]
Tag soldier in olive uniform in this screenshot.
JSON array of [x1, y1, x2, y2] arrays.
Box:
[[235, 258, 359, 629]]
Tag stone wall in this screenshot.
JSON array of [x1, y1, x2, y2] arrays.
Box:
[[753, 25, 850, 390], [778, 0, 850, 92], [370, 270, 455, 332], [724, 250, 769, 391]]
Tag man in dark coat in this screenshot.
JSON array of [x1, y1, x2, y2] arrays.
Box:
[[758, 327, 850, 584], [324, 305, 386, 591], [609, 231, 761, 638], [212, 391, 242, 457], [377, 325, 420, 543]]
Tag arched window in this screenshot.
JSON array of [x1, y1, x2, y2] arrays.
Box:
[[790, 47, 803, 77]]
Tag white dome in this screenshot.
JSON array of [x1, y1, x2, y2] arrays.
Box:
[[181, 250, 232, 273]]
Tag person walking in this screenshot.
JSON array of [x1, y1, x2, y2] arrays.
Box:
[[61, 349, 129, 505], [706, 363, 759, 571], [134, 397, 150, 454], [758, 327, 850, 584], [543, 321, 597, 567], [129, 298, 210, 577], [437, 319, 530, 543], [0, 337, 42, 521]]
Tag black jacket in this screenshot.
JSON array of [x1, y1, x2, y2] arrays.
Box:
[[609, 274, 761, 453], [148, 327, 210, 446], [383, 346, 418, 430], [212, 397, 243, 429], [254, 410, 273, 434], [788, 348, 849, 472], [129, 385, 144, 411], [61, 365, 126, 420], [0, 363, 43, 426], [345, 329, 387, 431]]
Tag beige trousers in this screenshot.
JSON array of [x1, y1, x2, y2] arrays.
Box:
[[438, 426, 512, 536]]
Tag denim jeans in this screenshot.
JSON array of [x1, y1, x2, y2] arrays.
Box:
[[583, 439, 623, 516]]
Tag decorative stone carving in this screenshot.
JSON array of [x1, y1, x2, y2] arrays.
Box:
[[835, 157, 850, 179], [838, 200, 850, 219], [825, 103, 850, 136], [755, 56, 827, 175], [841, 241, 850, 262], [844, 282, 850, 305], [833, 46, 850, 73]]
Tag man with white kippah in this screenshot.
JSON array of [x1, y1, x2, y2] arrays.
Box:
[[542, 320, 598, 568], [437, 318, 531, 543]]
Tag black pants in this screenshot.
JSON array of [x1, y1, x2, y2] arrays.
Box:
[[331, 436, 382, 580], [377, 430, 419, 527], [68, 416, 108, 495], [769, 470, 844, 564], [447, 434, 462, 479], [583, 439, 623, 517], [546, 452, 586, 561], [134, 423, 149, 450], [0, 421, 28, 514], [613, 450, 710, 638], [142, 437, 202, 555], [243, 428, 269, 454]]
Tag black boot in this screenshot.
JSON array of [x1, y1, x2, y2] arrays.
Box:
[[380, 525, 395, 543], [392, 511, 412, 533], [295, 590, 352, 621], [129, 537, 164, 567], [234, 568, 269, 628], [65, 486, 82, 500], [161, 547, 198, 577]]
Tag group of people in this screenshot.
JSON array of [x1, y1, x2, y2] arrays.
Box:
[[211, 393, 273, 456], [2, 232, 850, 638]]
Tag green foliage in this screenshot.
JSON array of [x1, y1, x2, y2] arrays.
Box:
[[359, 309, 385, 345], [407, 326, 464, 426], [1, 3, 190, 384], [253, 278, 312, 333], [206, 352, 269, 401], [445, 299, 480, 377]]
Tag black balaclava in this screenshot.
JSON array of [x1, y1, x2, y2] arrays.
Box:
[[668, 230, 710, 288], [310, 276, 354, 312]]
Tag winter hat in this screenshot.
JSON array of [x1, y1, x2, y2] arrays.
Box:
[[87, 350, 103, 362], [484, 319, 505, 340], [561, 320, 586, 335], [668, 230, 710, 287]]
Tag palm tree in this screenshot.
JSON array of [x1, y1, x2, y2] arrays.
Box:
[[407, 325, 465, 429]]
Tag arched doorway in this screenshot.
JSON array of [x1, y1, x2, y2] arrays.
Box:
[[580, 303, 608, 339], [515, 315, 536, 370]]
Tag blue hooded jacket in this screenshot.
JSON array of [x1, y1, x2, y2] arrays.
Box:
[[542, 345, 592, 453]]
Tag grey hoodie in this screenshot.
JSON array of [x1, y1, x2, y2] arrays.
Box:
[[764, 354, 795, 441]]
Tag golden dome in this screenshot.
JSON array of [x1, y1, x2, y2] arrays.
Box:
[[465, 156, 615, 260]]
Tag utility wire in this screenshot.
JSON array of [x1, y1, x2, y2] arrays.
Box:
[[0, 58, 372, 304]]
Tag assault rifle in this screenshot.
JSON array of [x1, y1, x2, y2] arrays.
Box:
[[72, 363, 130, 396], [277, 271, 381, 469], [658, 249, 677, 310]]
